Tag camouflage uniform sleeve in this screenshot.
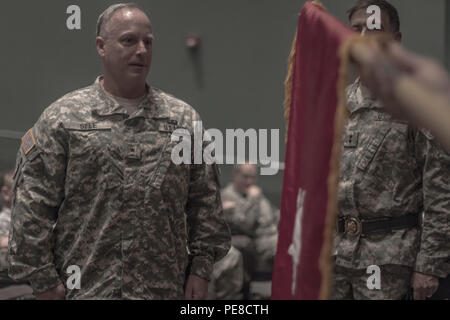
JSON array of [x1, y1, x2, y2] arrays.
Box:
[[254, 197, 279, 262], [8, 109, 67, 293], [0, 211, 10, 272], [185, 115, 231, 281], [414, 130, 450, 278], [211, 246, 244, 300], [254, 197, 279, 238], [0, 210, 11, 238]]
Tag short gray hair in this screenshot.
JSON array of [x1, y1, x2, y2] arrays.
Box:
[[96, 3, 144, 38], [232, 163, 259, 173]]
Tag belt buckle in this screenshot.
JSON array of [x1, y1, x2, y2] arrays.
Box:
[[344, 217, 362, 237]]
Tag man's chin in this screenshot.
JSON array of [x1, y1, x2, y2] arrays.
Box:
[[124, 70, 149, 81], [129, 62, 150, 70]]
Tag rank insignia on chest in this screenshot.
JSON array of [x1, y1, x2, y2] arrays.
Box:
[[344, 131, 359, 148], [21, 129, 36, 155], [125, 143, 142, 160]]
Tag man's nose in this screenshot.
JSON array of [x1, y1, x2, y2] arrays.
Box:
[[136, 40, 148, 55]]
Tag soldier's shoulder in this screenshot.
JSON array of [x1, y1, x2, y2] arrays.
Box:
[[41, 84, 97, 121], [152, 87, 190, 106], [152, 87, 199, 122], [417, 127, 450, 157], [221, 184, 236, 198]]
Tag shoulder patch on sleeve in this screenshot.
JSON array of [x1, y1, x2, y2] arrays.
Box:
[[21, 129, 36, 155]]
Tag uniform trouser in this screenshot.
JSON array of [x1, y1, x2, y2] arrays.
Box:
[[0, 284, 34, 300], [429, 274, 450, 300], [231, 235, 256, 299], [331, 264, 412, 300]]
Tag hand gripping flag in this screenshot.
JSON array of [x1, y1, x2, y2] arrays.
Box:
[[272, 1, 354, 300]]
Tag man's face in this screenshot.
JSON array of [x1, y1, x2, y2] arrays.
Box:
[[97, 9, 153, 85], [232, 164, 258, 196], [350, 8, 401, 40]]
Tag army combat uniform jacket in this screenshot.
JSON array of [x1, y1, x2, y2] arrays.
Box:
[[208, 245, 244, 300], [8, 77, 231, 299], [0, 207, 11, 283], [334, 79, 450, 278]]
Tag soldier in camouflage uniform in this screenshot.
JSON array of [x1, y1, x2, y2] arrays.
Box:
[[7, 3, 230, 300], [221, 164, 279, 299], [0, 170, 34, 299], [0, 170, 14, 291], [332, 0, 450, 300], [0, 170, 13, 249], [208, 246, 244, 300]]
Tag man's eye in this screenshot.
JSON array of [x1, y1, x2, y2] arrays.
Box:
[[121, 38, 134, 45]]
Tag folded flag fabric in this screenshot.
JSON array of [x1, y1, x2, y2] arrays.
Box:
[[272, 1, 354, 300]]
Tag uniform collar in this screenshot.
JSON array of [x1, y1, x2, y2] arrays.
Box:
[[346, 77, 382, 113], [91, 76, 157, 118]]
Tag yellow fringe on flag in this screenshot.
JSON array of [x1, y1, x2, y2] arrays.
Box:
[[283, 30, 297, 143], [312, 0, 326, 10], [318, 36, 357, 300]]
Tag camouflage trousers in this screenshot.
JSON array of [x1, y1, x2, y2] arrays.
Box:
[[331, 264, 412, 300], [231, 235, 256, 299], [0, 284, 34, 300]]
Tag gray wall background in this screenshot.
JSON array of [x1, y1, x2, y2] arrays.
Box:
[[0, 0, 448, 206]]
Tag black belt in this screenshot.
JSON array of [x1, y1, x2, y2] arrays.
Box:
[[337, 214, 419, 237]]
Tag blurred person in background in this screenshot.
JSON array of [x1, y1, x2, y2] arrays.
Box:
[[221, 164, 279, 299], [0, 169, 33, 300]]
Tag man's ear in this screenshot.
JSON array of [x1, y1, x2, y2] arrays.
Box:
[[0, 186, 6, 198], [96, 37, 106, 57], [0, 186, 8, 205], [394, 31, 402, 42]]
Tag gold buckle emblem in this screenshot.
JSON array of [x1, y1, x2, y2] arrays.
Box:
[[344, 217, 362, 236]]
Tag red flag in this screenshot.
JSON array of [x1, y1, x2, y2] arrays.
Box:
[[272, 2, 354, 300]]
